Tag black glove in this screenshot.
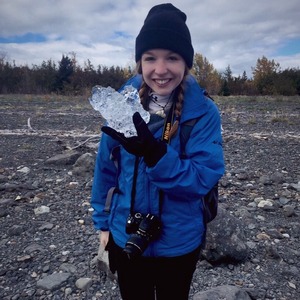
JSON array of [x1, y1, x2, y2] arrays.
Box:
[[101, 112, 167, 167]]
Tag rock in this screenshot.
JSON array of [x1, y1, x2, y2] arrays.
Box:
[[289, 182, 300, 192], [0, 207, 8, 217], [7, 225, 25, 236], [201, 207, 249, 263], [38, 222, 54, 230], [0, 198, 15, 206], [17, 166, 30, 174], [259, 175, 272, 185], [265, 244, 281, 259], [0, 182, 37, 192], [0, 174, 8, 183], [270, 171, 285, 183], [24, 243, 45, 254], [75, 277, 93, 290], [91, 244, 118, 281], [34, 205, 50, 215], [257, 199, 273, 208], [278, 197, 290, 205], [193, 285, 252, 300], [236, 171, 248, 180], [45, 151, 81, 165], [16, 255, 32, 262], [256, 233, 271, 240], [65, 287, 73, 296], [60, 263, 77, 274], [72, 153, 95, 176], [36, 272, 71, 291], [283, 205, 296, 217]]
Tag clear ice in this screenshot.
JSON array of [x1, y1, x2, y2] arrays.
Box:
[[89, 85, 150, 137]]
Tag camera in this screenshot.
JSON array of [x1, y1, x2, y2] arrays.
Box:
[[123, 213, 162, 260], [125, 212, 143, 234]]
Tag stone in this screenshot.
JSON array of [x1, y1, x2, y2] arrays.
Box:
[[34, 205, 50, 215], [193, 285, 252, 300], [75, 277, 93, 290], [45, 151, 81, 165], [201, 207, 249, 263], [37, 272, 71, 291]]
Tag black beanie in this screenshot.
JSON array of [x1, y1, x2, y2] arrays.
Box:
[[135, 3, 194, 69]]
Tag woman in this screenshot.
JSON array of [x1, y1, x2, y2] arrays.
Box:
[[91, 3, 225, 300]]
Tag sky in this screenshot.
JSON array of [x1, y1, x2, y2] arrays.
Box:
[[1, 0, 300, 78]]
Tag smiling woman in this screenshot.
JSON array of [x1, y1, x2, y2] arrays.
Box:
[[91, 3, 225, 300]]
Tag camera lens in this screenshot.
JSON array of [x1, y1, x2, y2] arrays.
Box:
[[123, 214, 162, 260], [123, 233, 149, 259]]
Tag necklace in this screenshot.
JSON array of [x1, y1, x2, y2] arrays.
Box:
[[149, 92, 172, 118]]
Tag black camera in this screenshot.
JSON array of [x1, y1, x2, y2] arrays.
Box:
[[125, 212, 143, 234], [123, 213, 162, 260]]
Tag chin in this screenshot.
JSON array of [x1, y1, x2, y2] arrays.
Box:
[[152, 86, 174, 96]]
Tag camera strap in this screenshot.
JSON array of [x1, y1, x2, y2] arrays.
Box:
[[129, 102, 176, 217], [130, 152, 164, 218], [129, 156, 140, 216], [161, 101, 176, 144]]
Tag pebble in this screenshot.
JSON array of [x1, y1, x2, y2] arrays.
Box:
[[75, 277, 93, 290], [34, 205, 50, 215], [257, 200, 273, 208]]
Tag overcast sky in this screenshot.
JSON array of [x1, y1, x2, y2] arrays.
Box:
[[1, 0, 300, 77]]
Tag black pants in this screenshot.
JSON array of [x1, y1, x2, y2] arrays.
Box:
[[108, 236, 201, 300]]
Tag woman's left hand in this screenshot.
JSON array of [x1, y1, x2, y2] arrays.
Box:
[[102, 112, 166, 167]]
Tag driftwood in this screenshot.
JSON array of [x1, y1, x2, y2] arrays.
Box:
[[27, 118, 36, 132], [70, 135, 100, 150]]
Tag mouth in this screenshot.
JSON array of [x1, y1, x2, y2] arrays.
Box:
[[154, 79, 171, 86]]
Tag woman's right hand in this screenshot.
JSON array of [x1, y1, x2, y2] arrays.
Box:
[[99, 230, 110, 248]]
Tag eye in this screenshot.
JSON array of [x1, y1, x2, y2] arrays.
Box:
[[168, 54, 180, 61], [142, 55, 155, 62]]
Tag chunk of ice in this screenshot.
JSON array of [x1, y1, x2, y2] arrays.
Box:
[[89, 85, 150, 137]]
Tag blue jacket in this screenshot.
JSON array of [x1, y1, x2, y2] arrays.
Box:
[[91, 74, 225, 257]]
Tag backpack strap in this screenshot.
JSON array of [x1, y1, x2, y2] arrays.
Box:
[[180, 91, 214, 156], [180, 118, 199, 158], [103, 146, 121, 213], [103, 186, 119, 213]]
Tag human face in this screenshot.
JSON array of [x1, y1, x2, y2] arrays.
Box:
[[141, 49, 186, 96]]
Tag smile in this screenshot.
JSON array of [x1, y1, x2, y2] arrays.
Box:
[[155, 79, 170, 85]]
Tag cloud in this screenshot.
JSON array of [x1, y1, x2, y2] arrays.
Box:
[[0, 40, 133, 68], [0, 0, 299, 77]]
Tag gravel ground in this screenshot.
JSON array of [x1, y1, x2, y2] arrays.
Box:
[[0, 94, 299, 299]]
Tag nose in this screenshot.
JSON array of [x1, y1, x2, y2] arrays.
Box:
[[155, 59, 168, 75]]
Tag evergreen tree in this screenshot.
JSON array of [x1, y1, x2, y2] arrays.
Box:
[[53, 55, 74, 93]]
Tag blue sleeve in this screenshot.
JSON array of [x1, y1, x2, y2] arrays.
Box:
[[147, 100, 225, 200], [90, 133, 118, 230]]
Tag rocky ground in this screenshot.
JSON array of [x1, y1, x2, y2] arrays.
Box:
[[0, 94, 299, 300]]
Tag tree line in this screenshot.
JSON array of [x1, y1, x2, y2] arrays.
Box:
[[0, 52, 299, 96]]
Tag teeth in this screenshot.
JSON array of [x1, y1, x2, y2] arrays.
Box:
[[156, 79, 169, 85]]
